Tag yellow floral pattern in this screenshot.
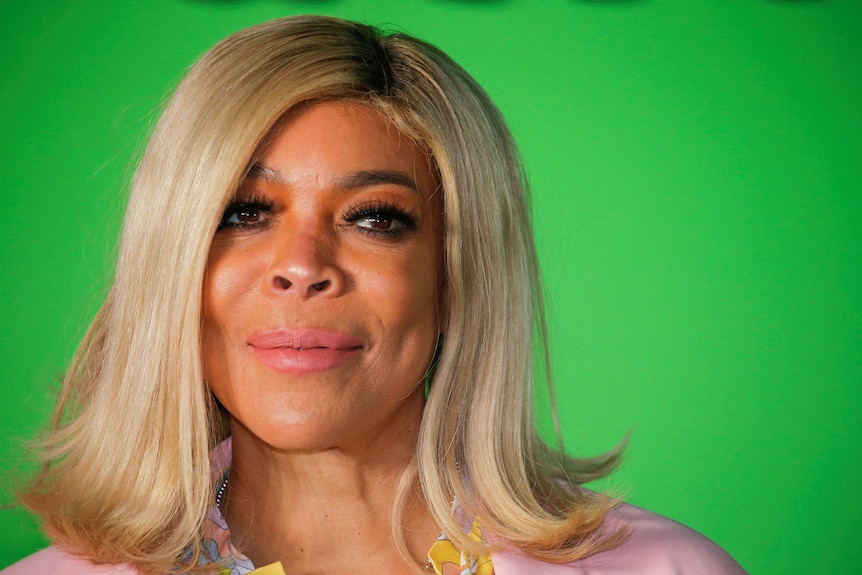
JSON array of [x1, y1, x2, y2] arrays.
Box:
[[427, 520, 495, 575], [247, 563, 287, 575]]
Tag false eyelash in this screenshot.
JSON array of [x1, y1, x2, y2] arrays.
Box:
[[342, 200, 418, 233], [218, 193, 275, 230]]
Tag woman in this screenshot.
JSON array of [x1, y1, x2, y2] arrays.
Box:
[[4, 15, 746, 575]]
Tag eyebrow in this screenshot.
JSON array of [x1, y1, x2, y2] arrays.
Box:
[[246, 165, 420, 194], [246, 164, 286, 183]]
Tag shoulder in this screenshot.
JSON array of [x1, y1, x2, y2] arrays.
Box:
[[491, 501, 748, 575], [1, 546, 142, 575]]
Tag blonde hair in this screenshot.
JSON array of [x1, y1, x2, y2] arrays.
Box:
[[22, 15, 625, 573]]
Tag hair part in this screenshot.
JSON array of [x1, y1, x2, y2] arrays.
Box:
[[20, 15, 625, 573]]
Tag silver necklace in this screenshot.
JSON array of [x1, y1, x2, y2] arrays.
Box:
[[215, 471, 229, 513]]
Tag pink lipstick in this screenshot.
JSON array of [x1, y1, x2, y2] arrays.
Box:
[[247, 328, 362, 375]]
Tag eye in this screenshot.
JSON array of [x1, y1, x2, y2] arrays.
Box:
[[344, 202, 417, 237], [218, 197, 274, 230], [357, 212, 396, 231]]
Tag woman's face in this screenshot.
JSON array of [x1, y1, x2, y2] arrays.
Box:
[[202, 102, 444, 453]]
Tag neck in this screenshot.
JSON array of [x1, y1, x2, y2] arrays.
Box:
[[221, 417, 439, 574]]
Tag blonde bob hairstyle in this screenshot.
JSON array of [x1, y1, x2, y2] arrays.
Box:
[[22, 15, 625, 574]]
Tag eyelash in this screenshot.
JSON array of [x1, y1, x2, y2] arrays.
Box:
[[217, 196, 417, 237], [218, 194, 274, 230], [342, 200, 417, 237]]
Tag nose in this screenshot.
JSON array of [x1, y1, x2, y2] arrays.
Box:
[[265, 223, 344, 299]]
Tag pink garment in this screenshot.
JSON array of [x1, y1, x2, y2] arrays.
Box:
[[2, 503, 747, 575], [2, 439, 747, 574], [1, 547, 138, 575], [492, 502, 748, 574]]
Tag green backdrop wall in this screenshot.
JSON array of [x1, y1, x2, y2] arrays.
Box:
[[1, 1, 860, 573]]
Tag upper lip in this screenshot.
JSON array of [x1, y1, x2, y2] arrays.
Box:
[[247, 328, 363, 350]]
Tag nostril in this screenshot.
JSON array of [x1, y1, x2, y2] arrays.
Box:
[[269, 275, 333, 294]]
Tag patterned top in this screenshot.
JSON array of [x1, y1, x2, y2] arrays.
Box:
[[198, 440, 494, 575]]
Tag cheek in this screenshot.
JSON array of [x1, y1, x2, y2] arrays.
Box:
[[360, 246, 441, 362], [203, 246, 265, 325], [201, 250, 261, 392]]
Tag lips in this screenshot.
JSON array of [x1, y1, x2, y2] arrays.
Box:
[[247, 328, 363, 375]]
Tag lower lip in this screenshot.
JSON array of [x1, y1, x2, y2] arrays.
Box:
[[250, 345, 360, 376]]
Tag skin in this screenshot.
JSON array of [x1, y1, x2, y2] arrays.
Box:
[[202, 102, 445, 573]]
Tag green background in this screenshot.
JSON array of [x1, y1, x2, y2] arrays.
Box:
[[1, 1, 860, 573]]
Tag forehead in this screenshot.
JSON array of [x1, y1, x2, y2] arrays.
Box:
[[244, 101, 438, 196], [262, 101, 416, 157]]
